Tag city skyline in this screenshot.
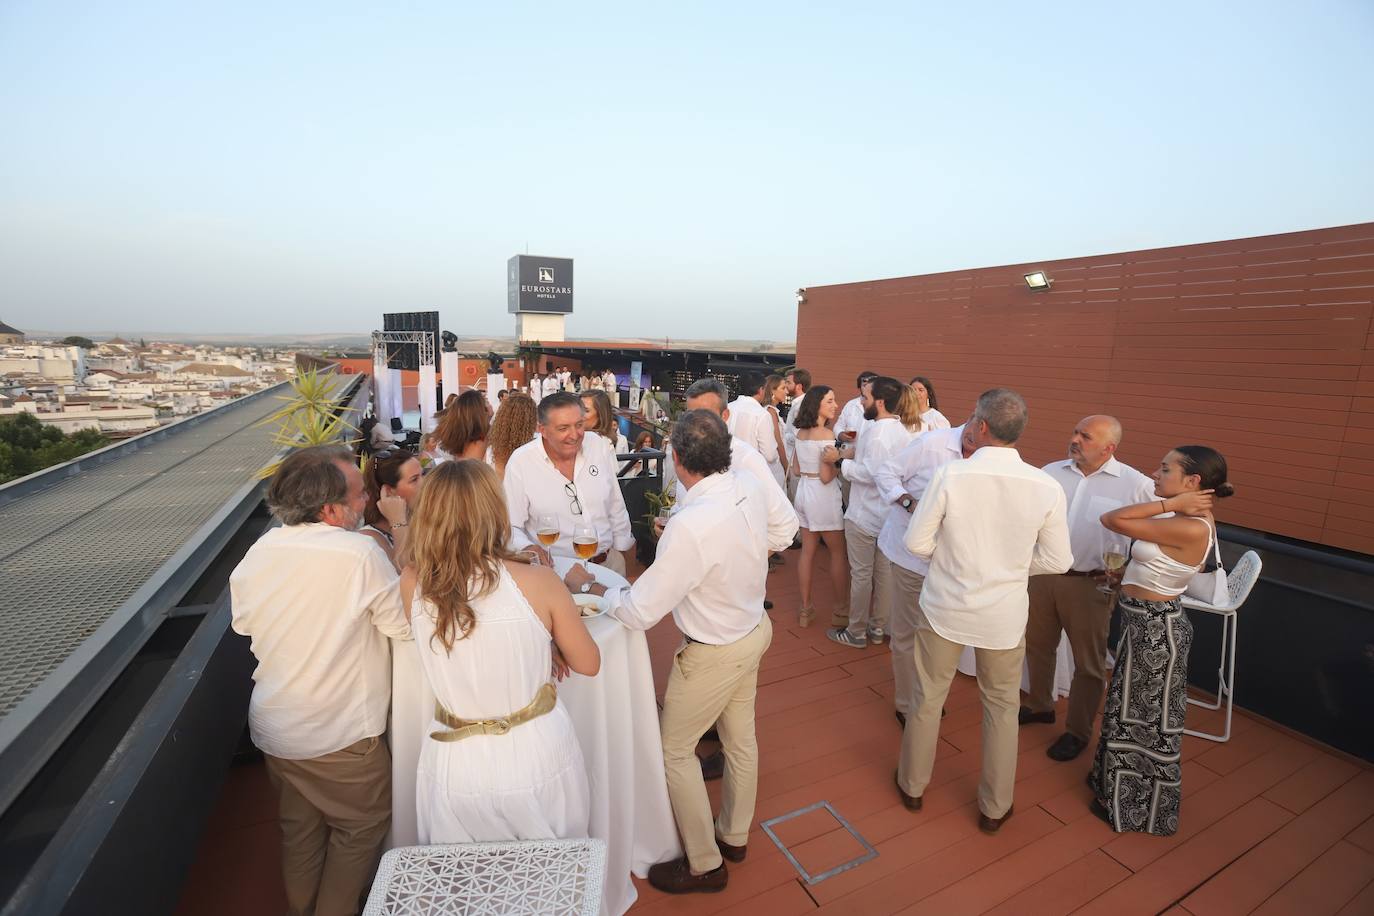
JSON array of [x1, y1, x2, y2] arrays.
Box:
[[2, 1, 1372, 339]]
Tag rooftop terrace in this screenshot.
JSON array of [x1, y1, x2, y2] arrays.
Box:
[[176, 555, 1374, 916]]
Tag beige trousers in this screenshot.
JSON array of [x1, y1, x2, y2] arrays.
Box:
[[898, 621, 1024, 819], [882, 555, 926, 715], [659, 616, 773, 874], [844, 522, 888, 638], [264, 735, 392, 916], [1025, 574, 1112, 740]]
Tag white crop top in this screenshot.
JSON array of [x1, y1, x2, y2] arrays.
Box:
[[1119, 517, 1214, 597]]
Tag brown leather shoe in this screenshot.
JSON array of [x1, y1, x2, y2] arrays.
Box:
[[716, 837, 747, 863], [894, 771, 923, 811], [978, 805, 1014, 834], [700, 749, 724, 780], [647, 857, 728, 894]]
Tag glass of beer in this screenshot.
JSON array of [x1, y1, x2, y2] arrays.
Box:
[[536, 514, 559, 547], [1099, 538, 1129, 594], [572, 524, 598, 565]]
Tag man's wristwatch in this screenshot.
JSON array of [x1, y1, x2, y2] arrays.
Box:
[[899, 495, 915, 511], [579, 582, 594, 594]]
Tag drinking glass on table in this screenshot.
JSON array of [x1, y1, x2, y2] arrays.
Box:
[[1099, 537, 1129, 594], [535, 514, 560, 548], [572, 524, 598, 566]]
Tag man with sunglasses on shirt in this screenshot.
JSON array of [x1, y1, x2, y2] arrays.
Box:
[[503, 391, 636, 575]]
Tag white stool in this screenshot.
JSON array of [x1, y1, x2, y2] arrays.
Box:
[[1181, 549, 1262, 743], [364, 839, 607, 916]]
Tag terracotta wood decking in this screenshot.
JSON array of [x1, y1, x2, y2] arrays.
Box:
[[176, 552, 1374, 915]]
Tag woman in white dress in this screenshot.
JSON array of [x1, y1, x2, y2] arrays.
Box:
[[909, 375, 950, 430], [762, 374, 790, 490], [894, 383, 929, 436], [790, 385, 849, 628], [400, 460, 601, 844], [428, 389, 489, 465]]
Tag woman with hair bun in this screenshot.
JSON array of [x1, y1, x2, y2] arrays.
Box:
[[1090, 445, 1233, 836]]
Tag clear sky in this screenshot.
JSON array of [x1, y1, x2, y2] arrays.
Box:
[[2, 1, 1372, 341]]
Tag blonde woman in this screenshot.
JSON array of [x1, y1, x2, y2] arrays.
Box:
[[401, 460, 600, 843], [488, 394, 538, 478], [894, 384, 928, 435]]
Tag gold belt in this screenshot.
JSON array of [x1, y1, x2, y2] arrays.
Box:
[[430, 682, 557, 743], [798, 471, 821, 479]]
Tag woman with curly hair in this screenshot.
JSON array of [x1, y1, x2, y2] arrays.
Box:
[[401, 459, 599, 843], [487, 393, 538, 478]]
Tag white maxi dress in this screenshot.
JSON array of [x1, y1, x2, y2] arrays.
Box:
[[411, 564, 590, 843]]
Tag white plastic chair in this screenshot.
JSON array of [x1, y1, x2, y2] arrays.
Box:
[[1182, 549, 1262, 743], [364, 838, 607, 916]]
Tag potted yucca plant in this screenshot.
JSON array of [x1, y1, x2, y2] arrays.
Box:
[[255, 367, 358, 479]]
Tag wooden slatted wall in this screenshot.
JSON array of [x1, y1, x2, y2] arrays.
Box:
[[795, 222, 1374, 556]]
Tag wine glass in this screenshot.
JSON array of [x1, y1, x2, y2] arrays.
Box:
[[535, 514, 559, 548], [572, 523, 598, 567], [654, 506, 672, 539], [1099, 537, 1129, 594]]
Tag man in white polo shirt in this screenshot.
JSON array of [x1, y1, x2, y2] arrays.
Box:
[[896, 389, 1072, 834], [1020, 415, 1156, 762], [726, 372, 781, 484], [230, 445, 410, 916], [504, 391, 635, 574]]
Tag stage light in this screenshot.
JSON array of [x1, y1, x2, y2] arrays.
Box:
[[1024, 271, 1052, 291], [795, 288, 807, 305]]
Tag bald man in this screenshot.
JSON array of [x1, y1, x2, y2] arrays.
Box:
[[1021, 415, 1156, 761]]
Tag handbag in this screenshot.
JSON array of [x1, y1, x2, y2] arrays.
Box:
[[1184, 524, 1229, 606]]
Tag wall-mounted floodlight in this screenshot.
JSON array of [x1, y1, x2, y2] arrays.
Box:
[[1024, 271, 1052, 291], [795, 288, 807, 305]]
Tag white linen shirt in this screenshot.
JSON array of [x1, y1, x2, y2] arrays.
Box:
[[608, 470, 799, 644], [727, 395, 778, 471], [504, 435, 635, 557], [904, 446, 1073, 649], [229, 523, 410, 760], [1042, 456, 1157, 572], [834, 396, 870, 442], [841, 417, 916, 535], [874, 425, 965, 574]]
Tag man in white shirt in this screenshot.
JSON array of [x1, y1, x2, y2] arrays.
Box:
[[897, 389, 1072, 833], [565, 409, 798, 894], [540, 372, 560, 400], [230, 445, 410, 916], [1022, 415, 1157, 762], [781, 367, 812, 501], [726, 372, 781, 482], [504, 391, 635, 574], [833, 370, 877, 445], [828, 376, 915, 648], [872, 424, 964, 724]]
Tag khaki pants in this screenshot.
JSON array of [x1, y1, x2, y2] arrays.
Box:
[[659, 616, 773, 874], [844, 522, 888, 638], [264, 736, 392, 916], [1025, 574, 1112, 741], [898, 622, 1024, 819], [883, 555, 926, 715]]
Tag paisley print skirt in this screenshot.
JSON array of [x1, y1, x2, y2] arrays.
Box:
[[1089, 594, 1193, 836]]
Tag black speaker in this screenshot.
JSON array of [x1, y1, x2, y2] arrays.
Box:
[[381, 312, 440, 371]]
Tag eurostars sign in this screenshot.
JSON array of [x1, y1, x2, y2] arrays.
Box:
[[508, 255, 574, 314]]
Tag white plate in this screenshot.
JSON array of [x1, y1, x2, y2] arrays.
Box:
[[573, 593, 609, 619]]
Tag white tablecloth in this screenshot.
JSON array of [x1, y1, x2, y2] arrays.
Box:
[[387, 559, 681, 916], [958, 631, 1075, 697]]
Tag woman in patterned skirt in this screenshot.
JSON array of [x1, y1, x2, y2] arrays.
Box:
[[1091, 445, 1234, 835]]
